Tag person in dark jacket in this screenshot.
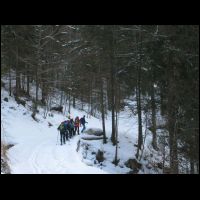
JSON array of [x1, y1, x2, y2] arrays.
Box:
[[80, 115, 88, 133], [63, 120, 69, 141], [69, 118, 75, 137], [65, 120, 71, 139], [57, 122, 66, 145]]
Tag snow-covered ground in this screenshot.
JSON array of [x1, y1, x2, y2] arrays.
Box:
[[1, 88, 108, 174], [1, 88, 137, 173], [1, 76, 165, 174]]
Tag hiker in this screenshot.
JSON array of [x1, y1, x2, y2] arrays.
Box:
[[67, 113, 71, 120], [57, 122, 66, 145], [63, 120, 69, 141], [74, 116, 80, 135], [80, 115, 88, 133], [65, 119, 72, 139], [69, 118, 75, 137]]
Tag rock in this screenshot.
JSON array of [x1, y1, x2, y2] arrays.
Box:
[[1, 143, 12, 174], [127, 168, 139, 174], [15, 97, 26, 107], [84, 159, 93, 166], [1, 81, 5, 88], [1, 158, 10, 174], [48, 113, 54, 117], [48, 122, 53, 127], [9, 106, 16, 110], [163, 167, 171, 174], [6, 144, 14, 149], [76, 140, 81, 152], [84, 128, 103, 136], [50, 106, 63, 113], [31, 112, 39, 122], [119, 164, 124, 168], [85, 144, 89, 150], [157, 162, 163, 169], [125, 159, 142, 171], [146, 163, 152, 169], [4, 97, 8, 102], [96, 150, 104, 163]]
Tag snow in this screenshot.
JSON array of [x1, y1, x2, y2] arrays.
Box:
[[67, 25, 76, 30], [1, 89, 108, 174], [1, 78, 166, 174]]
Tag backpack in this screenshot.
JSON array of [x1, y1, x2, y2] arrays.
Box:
[[63, 121, 68, 129], [75, 117, 79, 124], [58, 123, 65, 131], [80, 118, 84, 124], [70, 121, 74, 129]]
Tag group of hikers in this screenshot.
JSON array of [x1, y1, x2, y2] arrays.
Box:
[[57, 115, 88, 145]]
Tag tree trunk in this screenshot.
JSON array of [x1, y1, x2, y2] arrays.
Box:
[[35, 58, 40, 112], [81, 136, 104, 141], [106, 26, 116, 145], [81, 94, 84, 110], [21, 65, 25, 91], [151, 75, 158, 150], [100, 76, 107, 144], [137, 70, 143, 150], [26, 65, 30, 96], [59, 90, 63, 106], [136, 29, 143, 159], [160, 86, 165, 116], [113, 109, 119, 165], [34, 26, 42, 112], [106, 78, 111, 111], [196, 162, 199, 174], [73, 96, 76, 108], [113, 83, 120, 165], [68, 91, 71, 114], [9, 63, 12, 96], [136, 83, 143, 159], [35, 63, 39, 103], [168, 59, 179, 174], [190, 159, 195, 174], [15, 47, 21, 97], [110, 62, 116, 145], [41, 82, 47, 105], [89, 84, 93, 116]]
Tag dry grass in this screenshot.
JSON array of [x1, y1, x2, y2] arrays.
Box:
[[1, 142, 7, 157], [1, 141, 11, 174]]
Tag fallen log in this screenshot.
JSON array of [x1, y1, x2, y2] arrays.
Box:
[[50, 106, 63, 113], [81, 136, 104, 141]]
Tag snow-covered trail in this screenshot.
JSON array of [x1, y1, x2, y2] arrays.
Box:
[[1, 89, 107, 174], [2, 87, 138, 174], [8, 128, 107, 174]]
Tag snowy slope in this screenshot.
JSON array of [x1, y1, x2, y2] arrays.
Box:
[[1, 89, 108, 174], [1, 83, 164, 174]]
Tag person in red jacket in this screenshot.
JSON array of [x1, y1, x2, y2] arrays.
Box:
[[74, 116, 80, 135]]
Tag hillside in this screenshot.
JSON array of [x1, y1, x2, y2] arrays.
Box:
[[1, 84, 164, 174]]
